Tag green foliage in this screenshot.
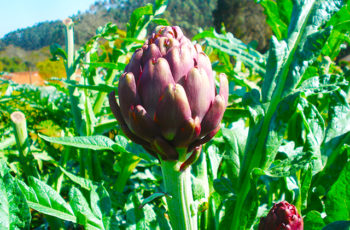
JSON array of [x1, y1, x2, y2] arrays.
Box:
[[0, 56, 28, 72], [0, 0, 349, 229], [0, 161, 31, 229], [324, 162, 350, 223], [257, 0, 293, 40], [36, 58, 66, 80]]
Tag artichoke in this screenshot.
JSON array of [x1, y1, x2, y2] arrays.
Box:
[[109, 26, 228, 164], [259, 201, 304, 230]]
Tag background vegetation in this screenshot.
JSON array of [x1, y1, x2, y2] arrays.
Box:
[[0, 0, 349, 229]]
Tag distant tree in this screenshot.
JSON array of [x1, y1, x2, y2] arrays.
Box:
[[36, 59, 66, 80], [1, 21, 65, 50], [0, 57, 28, 72], [213, 0, 272, 51], [0, 40, 4, 51], [0, 0, 218, 50], [166, 0, 217, 36]]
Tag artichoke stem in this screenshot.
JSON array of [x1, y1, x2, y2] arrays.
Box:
[[161, 160, 197, 230]]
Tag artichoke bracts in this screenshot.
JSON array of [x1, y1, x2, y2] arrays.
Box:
[[109, 26, 228, 163], [259, 201, 304, 230]]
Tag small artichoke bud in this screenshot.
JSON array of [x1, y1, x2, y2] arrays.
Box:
[[109, 26, 228, 163], [259, 201, 304, 230]]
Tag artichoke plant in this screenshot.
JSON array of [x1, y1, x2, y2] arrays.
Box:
[[109, 26, 228, 164], [259, 201, 304, 230], [109, 26, 228, 230]]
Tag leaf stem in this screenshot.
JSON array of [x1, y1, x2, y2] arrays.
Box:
[[64, 19, 82, 135], [160, 160, 197, 230], [93, 69, 118, 115], [114, 153, 141, 193]]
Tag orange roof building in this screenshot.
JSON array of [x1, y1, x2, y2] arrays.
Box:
[[2, 71, 44, 85]]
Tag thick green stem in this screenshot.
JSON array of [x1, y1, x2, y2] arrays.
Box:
[[93, 69, 118, 115], [11, 111, 29, 157], [11, 111, 39, 179], [114, 153, 141, 193], [191, 152, 210, 230], [64, 19, 82, 135], [161, 160, 197, 230]]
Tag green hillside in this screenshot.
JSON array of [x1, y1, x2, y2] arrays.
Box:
[[0, 0, 217, 51]]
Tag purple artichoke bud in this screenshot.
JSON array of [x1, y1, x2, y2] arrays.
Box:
[[109, 26, 229, 161], [259, 201, 304, 230]]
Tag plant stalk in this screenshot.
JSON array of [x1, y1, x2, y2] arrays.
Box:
[[10, 111, 39, 179], [160, 160, 197, 230], [114, 153, 141, 193], [64, 19, 82, 135], [11, 111, 29, 158], [93, 69, 118, 115], [191, 152, 210, 230]]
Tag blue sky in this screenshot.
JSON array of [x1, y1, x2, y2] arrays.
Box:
[[0, 0, 97, 38]]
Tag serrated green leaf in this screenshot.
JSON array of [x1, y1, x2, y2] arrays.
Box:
[[90, 185, 112, 228], [125, 192, 157, 230], [304, 210, 325, 230], [58, 169, 115, 230], [261, 37, 288, 102], [296, 74, 348, 96], [322, 29, 350, 58], [206, 143, 223, 181], [257, 0, 293, 40], [127, 4, 153, 40], [324, 90, 350, 157], [39, 134, 115, 151], [264, 151, 313, 178], [17, 177, 74, 223], [298, 97, 325, 174], [283, 27, 333, 96], [262, 0, 344, 103], [264, 93, 300, 168], [112, 135, 154, 161], [199, 30, 266, 75], [221, 120, 248, 181], [325, 161, 350, 223], [69, 187, 103, 230], [281, 0, 344, 97], [59, 166, 97, 191], [0, 161, 31, 229], [213, 177, 235, 197]]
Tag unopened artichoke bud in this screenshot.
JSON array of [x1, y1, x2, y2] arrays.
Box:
[[109, 26, 228, 162], [259, 201, 304, 230]]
